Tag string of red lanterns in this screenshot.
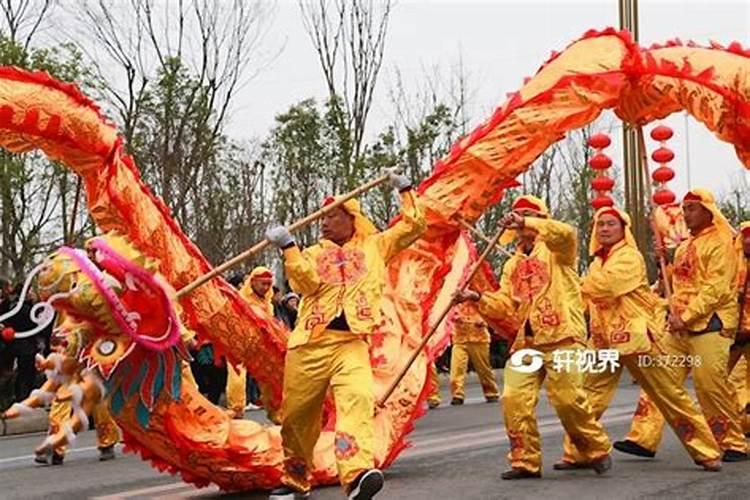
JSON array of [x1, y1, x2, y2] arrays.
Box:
[[587, 133, 615, 210], [649, 124, 676, 205]]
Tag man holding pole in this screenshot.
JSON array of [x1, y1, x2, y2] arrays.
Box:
[[729, 222, 750, 433], [267, 171, 425, 500], [557, 207, 721, 471], [453, 195, 612, 479], [614, 189, 747, 462]]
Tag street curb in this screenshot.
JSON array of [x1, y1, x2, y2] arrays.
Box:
[[1, 409, 48, 436]]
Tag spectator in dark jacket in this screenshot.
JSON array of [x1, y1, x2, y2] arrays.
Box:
[[0, 278, 42, 402]]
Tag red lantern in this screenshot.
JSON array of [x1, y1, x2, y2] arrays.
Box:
[[1, 327, 15, 343], [651, 147, 675, 163], [587, 132, 615, 210], [592, 195, 615, 210], [588, 133, 612, 149], [591, 175, 615, 191], [650, 125, 673, 141], [589, 153, 613, 170], [652, 166, 675, 183], [652, 189, 676, 205]]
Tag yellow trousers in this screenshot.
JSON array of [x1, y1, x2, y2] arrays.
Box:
[[226, 364, 246, 418], [729, 344, 750, 434], [47, 396, 120, 456], [93, 401, 120, 449], [48, 397, 71, 456], [562, 355, 720, 464], [427, 363, 441, 405], [624, 332, 747, 453], [280, 331, 374, 492], [502, 345, 611, 473], [450, 342, 499, 400]]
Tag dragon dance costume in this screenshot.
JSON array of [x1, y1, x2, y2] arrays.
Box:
[[474, 195, 611, 477], [449, 301, 499, 404], [226, 266, 279, 422], [559, 207, 720, 469], [728, 222, 750, 433], [276, 190, 426, 494], [619, 189, 747, 459]]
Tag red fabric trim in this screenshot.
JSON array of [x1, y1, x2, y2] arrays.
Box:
[[513, 198, 543, 212]]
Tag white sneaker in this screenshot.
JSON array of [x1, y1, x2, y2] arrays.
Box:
[[245, 403, 261, 411]]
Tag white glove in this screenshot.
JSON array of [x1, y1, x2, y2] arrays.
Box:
[[265, 226, 294, 248], [385, 167, 412, 191]]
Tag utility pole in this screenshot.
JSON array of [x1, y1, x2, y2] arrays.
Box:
[[619, 0, 649, 263]]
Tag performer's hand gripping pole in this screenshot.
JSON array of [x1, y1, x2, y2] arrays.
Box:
[[377, 225, 506, 408], [177, 172, 392, 299]]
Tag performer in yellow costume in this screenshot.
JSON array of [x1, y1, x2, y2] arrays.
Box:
[[226, 266, 278, 421], [729, 222, 750, 434], [449, 301, 499, 405], [614, 189, 747, 462], [427, 363, 442, 409], [35, 322, 120, 465], [556, 207, 721, 471], [267, 171, 426, 500], [454, 195, 612, 480]]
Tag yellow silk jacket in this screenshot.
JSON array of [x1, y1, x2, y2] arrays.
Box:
[[477, 217, 586, 350], [451, 301, 491, 344], [582, 240, 663, 356], [239, 287, 274, 317], [284, 192, 426, 348], [672, 225, 739, 333], [737, 252, 749, 336]]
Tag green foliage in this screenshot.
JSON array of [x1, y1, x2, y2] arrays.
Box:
[[0, 35, 99, 278]]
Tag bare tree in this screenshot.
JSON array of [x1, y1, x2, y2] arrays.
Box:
[[298, 0, 392, 189], [0, 0, 53, 50], [72, 0, 277, 254], [0, 1, 94, 278]]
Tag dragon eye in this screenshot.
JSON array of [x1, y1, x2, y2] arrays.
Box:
[[98, 340, 116, 356]]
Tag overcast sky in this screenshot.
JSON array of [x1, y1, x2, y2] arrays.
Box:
[[231, 0, 750, 198]]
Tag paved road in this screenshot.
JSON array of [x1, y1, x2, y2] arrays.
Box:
[[1, 374, 748, 500]]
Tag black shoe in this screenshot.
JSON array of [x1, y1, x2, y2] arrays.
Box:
[[591, 454, 612, 475], [613, 439, 656, 458], [501, 468, 541, 480], [33, 452, 49, 465], [268, 486, 310, 499], [347, 469, 384, 500], [485, 396, 499, 403], [427, 400, 440, 409], [722, 449, 749, 462], [450, 398, 464, 406], [99, 445, 116, 461], [553, 461, 586, 470], [51, 452, 64, 466]]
